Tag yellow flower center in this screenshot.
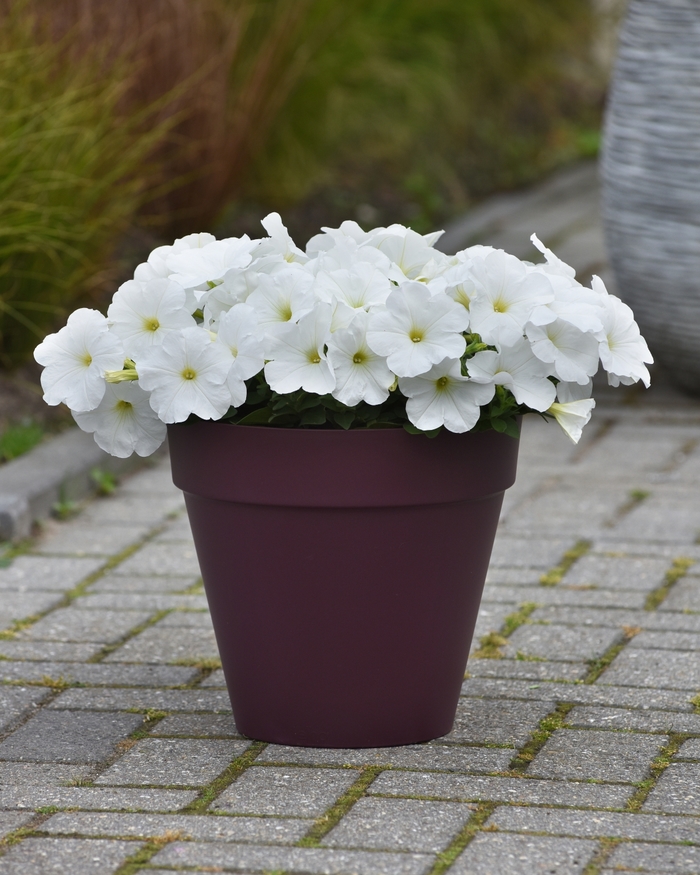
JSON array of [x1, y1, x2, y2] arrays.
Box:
[[436, 375, 450, 390], [308, 351, 321, 364], [353, 351, 366, 365], [278, 303, 293, 322], [182, 367, 196, 381], [81, 352, 93, 367], [492, 299, 507, 313], [115, 399, 133, 412], [144, 317, 160, 333], [410, 330, 423, 343]]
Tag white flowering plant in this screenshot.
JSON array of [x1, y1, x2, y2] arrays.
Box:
[[33, 214, 652, 457]]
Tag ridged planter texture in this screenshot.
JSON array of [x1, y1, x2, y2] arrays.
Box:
[[168, 422, 520, 748], [601, 0, 700, 392]]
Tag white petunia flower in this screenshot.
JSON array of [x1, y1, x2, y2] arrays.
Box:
[[73, 382, 167, 457], [107, 278, 195, 358], [548, 398, 596, 444], [138, 327, 232, 423], [529, 233, 577, 279], [441, 262, 478, 316], [400, 358, 495, 433], [468, 249, 554, 347], [264, 305, 335, 396], [314, 263, 392, 312], [166, 237, 256, 297], [247, 269, 315, 345], [34, 309, 125, 412], [593, 277, 653, 387], [366, 283, 469, 378], [215, 304, 265, 407], [467, 338, 556, 411], [133, 232, 217, 283], [327, 311, 395, 406], [370, 227, 448, 280], [525, 317, 600, 385], [557, 379, 593, 403], [255, 212, 309, 263]]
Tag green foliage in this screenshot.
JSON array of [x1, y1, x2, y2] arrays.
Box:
[[0, 8, 182, 366], [90, 467, 118, 496], [0, 421, 44, 462]]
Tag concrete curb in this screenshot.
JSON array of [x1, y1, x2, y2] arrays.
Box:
[[0, 427, 160, 542]]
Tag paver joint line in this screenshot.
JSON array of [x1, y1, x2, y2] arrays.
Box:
[[2, 164, 700, 872]]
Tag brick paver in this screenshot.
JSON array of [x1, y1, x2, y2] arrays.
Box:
[[2, 164, 700, 872]]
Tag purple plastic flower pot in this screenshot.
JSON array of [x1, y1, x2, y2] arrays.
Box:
[[168, 422, 520, 748]]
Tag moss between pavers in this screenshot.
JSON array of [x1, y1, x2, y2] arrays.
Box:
[[88, 609, 172, 663], [582, 837, 621, 875], [507, 703, 575, 773], [626, 733, 689, 812], [472, 602, 539, 660], [428, 802, 498, 875], [297, 767, 382, 847], [539, 539, 591, 587], [112, 831, 183, 875], [645, 557, 695, 611], [182, 741, 267, 814]]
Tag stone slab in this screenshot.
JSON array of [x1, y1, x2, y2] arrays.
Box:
[[150, 714, 240, 738], [0, 661, 197, 687], [33, 524, 150, 557], [46, 687, 231, 712], [627, 630, 700, 651], [677, 738, 700, 759], [566, 706, 700, 734], [606, 841, 700, 874], [0, 786, 197, 811], [0, 762, 92, 787], [0, 686, 50, 733], [88, 574, 200, 594], [0, 641, 102, 662], [369, 773, 632, 809], [214, 765, 358, 817], [528, 605, 700, 632], [466, 660, 590, 683], [643, 763, 700, 814], [0, 556, 104, 592], [659, 575, 700, 612], [0, 810, 34, 840], [487, 807, 700, 842], [597, 647, 700, 690], [444, 697, 556, 747], [0, 592, 65, 627], [74, 592, 208, 612], [0, 837, 139, 874], [527, 728, 666, 782], [94, 738, 249, 787], [102, 625, 219, 664], [0, 709, 143, 763], [151, 842, 434, 875], [41, 811, 309, 844], [111, 542, 200, 578], [451, 833, 597, 875], [489, 537, 572, 569], [78, 494, 185, 526], [562, 555, 669, 591], [504, 624, 622, 662], [322, 797, 472, 853], [258, 743, 512, 774], [19, 607, 153, 644]]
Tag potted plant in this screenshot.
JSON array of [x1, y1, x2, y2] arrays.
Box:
[[33, 214, 651, 747]]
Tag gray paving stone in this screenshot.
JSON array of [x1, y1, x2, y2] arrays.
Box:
[[606, 841, 700, 874], [597, 647, 700, 690], [528, 604, 700, 632], [323, 798, 472, 853], [78, 494, 185, 526], [444, 698, 555, 747], [151, 842, 434, 875], [95, 738, 248, 787], [20, 607, 152, 644], [0, 592, 65, 627], [502, 489, 624, 537], [0, 686, 50, 733], [74, 592, 208, 612], [659, 575, 700, 612], [214, 765, 357, 817], [504, 624, 622, 662], [0, 762, 92, 786], [466, 660, 590, 682], [0, 661, 197, 687], [479, 585, 648, 609], [566, 706, 700, 734], [0, 811, 33, 840], [489, 537, 572, 569], [0, 709, 143, 764], [527, 728, 666, 782], [612, 500, 700, 543], [41, 811, 308, 843], [155, 610, 213, 628], [677, 738, 700, 759], [0, 641, 102, 661], [643, 763, 700, 814], [562, 555, 669, 591], [369, 773, 632, 808], [88, 574, 200, 594], [119, 462, 180, 496], [484, 567, 542, 585], [151, 515, 194, 542], [0, 837, 139, 874], [112, 542, 200, 577], [33, 523, 150, 557], [0, 556, 105, 593], [150, 714, 240, 738], [627, 629, 700, 651], [490, 806, 700, 842], [590, 539, 700, 560], [47, 687, 231, 712], [258, 744, 512, 774], [199, 668, 226, 687], [460, 677, 696, 711], [0, 786, 197, 811], [451, 833, 597, 875], [102, 625, 218, 664]]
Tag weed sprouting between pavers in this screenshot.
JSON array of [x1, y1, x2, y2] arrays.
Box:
[[539, 539, 592, 586], [181, 741, 267, 814], [606, 488, 651, 527], [472, 602, 539, 659], [507, 703, 575, 772], [428, 802, 498, 875], [583, 624, 641, 685], [645, 556, 695, 610], [297, 767, 383, 846], [691, 694, 700, 714], [582, 838, 621, 875], [626, 733, 688, 812]]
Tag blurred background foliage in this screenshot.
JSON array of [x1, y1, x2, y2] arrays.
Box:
[[0, 0, 611, 368]]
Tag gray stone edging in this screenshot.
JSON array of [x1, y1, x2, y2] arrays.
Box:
[[0, 428, 159, 542]]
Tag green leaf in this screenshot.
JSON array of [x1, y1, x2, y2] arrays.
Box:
[[333, 409, 356, 429], [491, 417, 507, 433], [300, 406, 328, 426], [235, 407, 273, 426]]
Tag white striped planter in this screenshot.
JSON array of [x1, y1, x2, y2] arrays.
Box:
[[601, 0, 700, 392]]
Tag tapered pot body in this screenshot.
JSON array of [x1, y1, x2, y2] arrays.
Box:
[[602, 0, 700, 392], [168, 422, 520, 748]]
